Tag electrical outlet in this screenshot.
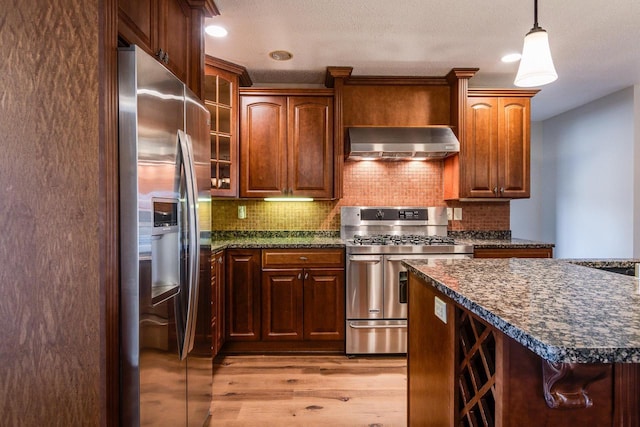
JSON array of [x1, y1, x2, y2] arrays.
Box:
[[447, 208, 453, 221], [434, 296, 447, 324], [453, 207, 462, 221], [238, 205, 247, 219]]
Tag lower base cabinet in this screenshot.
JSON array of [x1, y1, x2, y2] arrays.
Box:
[[262, 267, 345, 341], [225, 249, 262, 342], [211, 250, 225, 357], [224, 248, 345, 353], [262, 269, 303, 340], [303, 268, 345, 341]]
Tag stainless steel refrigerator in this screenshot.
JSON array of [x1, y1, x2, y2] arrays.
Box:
[[118, 45, 212, 427]]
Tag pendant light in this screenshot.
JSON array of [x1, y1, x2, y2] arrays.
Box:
[[514, 0, 557, 87]]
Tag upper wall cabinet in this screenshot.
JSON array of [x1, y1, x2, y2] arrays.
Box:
[[239, 90, 334, 199], [204, 56, 251, 198], [118, 0, 218, 97], [444, 89, 538, 200]]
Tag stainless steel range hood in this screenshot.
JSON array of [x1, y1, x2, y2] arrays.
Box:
[[346, 126, 460, 160]]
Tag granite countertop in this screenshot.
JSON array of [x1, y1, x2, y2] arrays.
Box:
[[454, 237, 555, 249], [565, 259, 640, 269], [447, 231, 554, 249], [212, 236, 344, 252], [456, 237, 555, 249], [404, 258, 640, 364], [209, 230, 554, 252]]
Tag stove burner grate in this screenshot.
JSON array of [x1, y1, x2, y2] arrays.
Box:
[[352, 234, 455, 246]]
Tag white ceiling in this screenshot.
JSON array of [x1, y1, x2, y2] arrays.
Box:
[[204, 0, 640, 121]]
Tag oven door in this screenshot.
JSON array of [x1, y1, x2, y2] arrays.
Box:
[[346, 254, 384, 319], [384, 254, 472, 319]]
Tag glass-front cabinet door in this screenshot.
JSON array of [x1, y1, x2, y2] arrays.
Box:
[[204, 57, 239, 197]]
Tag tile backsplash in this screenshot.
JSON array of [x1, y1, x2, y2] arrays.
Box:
[[212, 161, 510, 231]]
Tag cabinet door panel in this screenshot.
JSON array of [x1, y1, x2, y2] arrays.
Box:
[[288, 97, 333, 198], [262, 270, 304, 340], [118, 0, 157, 53], [159, 0, 190, 83], [213, 251, 226, 354], [303, 268, 345, 340], [226, 249, 261, 341], [206, 63, 239, 197], [211, 254, 218, 355], [465, 98, 498, 198], [499, 98, 530, 198], [240, 97, 287, 197]]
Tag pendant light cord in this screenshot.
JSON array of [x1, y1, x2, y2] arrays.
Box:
[[533, 0, 540, 30]]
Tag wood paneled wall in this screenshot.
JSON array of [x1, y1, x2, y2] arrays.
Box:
[[0, 0, 114, 424]]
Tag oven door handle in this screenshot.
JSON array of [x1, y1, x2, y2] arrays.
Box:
[[348, 256, 381, 264], [348, 322, 407, 329]]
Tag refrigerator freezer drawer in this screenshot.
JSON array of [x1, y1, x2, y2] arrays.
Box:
[[346, 320, 407, 354]]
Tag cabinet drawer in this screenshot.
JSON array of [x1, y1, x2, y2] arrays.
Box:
[[262, 249, 344, 268]]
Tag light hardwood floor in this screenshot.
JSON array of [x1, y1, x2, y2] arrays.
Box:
[[207, 354, 407, 427]]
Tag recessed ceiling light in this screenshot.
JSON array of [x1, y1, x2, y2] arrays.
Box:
[[269, 50, 293, 61], [205, 25, 228, 38], [501, 53, 522, 63]]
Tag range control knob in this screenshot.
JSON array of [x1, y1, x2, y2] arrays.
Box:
[[376, 209, 384, 220]]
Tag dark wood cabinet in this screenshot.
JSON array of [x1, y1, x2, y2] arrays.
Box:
[[118, 0, 155, 50], [445, 89, 538, 200], [205, 58, 238, 197], [465, 95, 530, 198], [262, 269, 304, 340], [303, 268, 345, 341], [211, 250, 225, 356], [474, 247, 553, 258], [239, 91, 334, 199], [261, 249, 345, 342], [288, 97, 334, 198], [118, 0, 217, 96], [223, 248, 345, 352], [225, 249, 261, 341], [160, 0, 191, 84], [239, 95, 287, 198], [261, 266, 345, 342]]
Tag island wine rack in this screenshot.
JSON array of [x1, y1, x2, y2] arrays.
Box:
[[457, 311, 497, 426]]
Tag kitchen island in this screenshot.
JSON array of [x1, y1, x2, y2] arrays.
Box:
[[405, 258, 640, 426]]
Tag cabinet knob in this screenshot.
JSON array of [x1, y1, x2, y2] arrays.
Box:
[[493, 187, 498, 195], [299, 256, 308, 261], [297, 273, 302, 280], [500, 187, 505, 194], [304, 272, 309, 280]]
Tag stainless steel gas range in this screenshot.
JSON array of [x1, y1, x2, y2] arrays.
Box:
[[341, 206, 473, 355]]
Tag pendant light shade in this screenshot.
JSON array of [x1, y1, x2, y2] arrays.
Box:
[[514, 0, 557, 87]]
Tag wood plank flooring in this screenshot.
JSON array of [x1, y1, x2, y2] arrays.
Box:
[[207, 355, 407, 426]]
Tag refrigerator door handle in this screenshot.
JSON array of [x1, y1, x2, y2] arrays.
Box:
[[177, 130, 201, 360]]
